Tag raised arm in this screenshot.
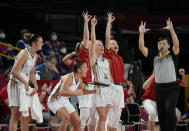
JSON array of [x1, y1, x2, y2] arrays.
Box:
[[82, 11, 92, 49], [178, 69, 188, 88], [163, 18, 179, 55], [62, 51, 76, 66], [58, 74, 83, 97], [142, 73, 155, 90], [105, 12, 115, 50], [90, 16, 98, 67], [139, 21, 150, 57]]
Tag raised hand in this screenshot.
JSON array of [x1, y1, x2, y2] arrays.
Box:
[[107, 12, 115, 23], [163, 18, 173, 31], [179, 68, 185, 76], [47, 82, 52, 94], [139, 21, 150, 34], [91, 15, 97, 27], [41, 83, 47, 93], [82, 11, 92, 23]]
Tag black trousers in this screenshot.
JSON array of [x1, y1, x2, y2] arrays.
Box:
[[155, 81, 180, 131]]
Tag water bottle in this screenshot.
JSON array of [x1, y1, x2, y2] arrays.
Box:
[[35, 71, 40, 80]]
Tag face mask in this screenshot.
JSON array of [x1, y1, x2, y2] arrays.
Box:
[[0, 33, 6, 39], [60, 48, 67, 54], [51, 35, 57, 41]]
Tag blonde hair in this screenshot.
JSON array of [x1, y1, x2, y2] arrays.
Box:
[[75, 42, 83, 53]]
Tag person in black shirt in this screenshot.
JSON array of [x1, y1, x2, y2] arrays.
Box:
[[138, 18, 180, 131]]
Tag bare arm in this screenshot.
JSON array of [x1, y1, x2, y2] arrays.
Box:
[[11, 50, 29, 90], [78, 80, 98, 95], [105, 12, 115, 50], [4, 99, 9, 107], [138, 21, 150, 57], [30, 55, 39, 95], [90, 16, 98, 67], [82, 11, 92, 49], [142, 73, 155, 90], [178, 69, 188, 87], [163, 18, 179, 55], [39, 83, 47, 103], [62, 52, 76, 66], [58, 74, 83, 96]]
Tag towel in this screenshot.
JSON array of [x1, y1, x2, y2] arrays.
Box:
[[19, 86, 43, 123]]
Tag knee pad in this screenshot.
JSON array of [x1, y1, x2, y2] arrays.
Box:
[[80, 108, 89, 128]]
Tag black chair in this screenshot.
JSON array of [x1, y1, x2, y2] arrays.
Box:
[[120, 103, 142, 131]]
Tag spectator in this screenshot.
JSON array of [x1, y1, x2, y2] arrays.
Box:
[[0, 28, 8, 53], [0, 66, 12, 124], [43, 32, 60, 56], [54, 43, 71, 74], [36, 55, 59, 80], [16, 29, 29, 49]]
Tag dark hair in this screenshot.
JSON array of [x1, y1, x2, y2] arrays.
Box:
[[23, 33, 42, 46], [58, 43, 66, 49], [20, 29, 29, 37], [73, 58, 85, 73], [157, 36, 171, 45], [45, 55, 57, 62]]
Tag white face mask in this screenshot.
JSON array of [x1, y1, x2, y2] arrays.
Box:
[[60, 48, 67, 54], [0, 33, 6, 39], [51, 35, 57, 41]]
